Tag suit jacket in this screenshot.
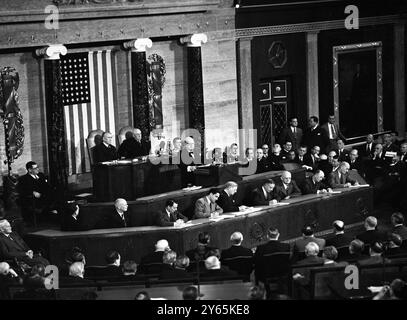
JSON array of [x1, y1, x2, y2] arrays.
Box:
[[139, 251, 165, 274], [301, 177, 328, 195], [156, 209, 188, 227], [358, 142, 376, 159], [216, 190, 240, 213], [321, 122, 345, 141], [178, 151, 197, 187], [60, 215, 84, 232], [268, 154, 285, 171], [220, 245, 254, 275], [357, 256, 391, 267], [399, 152, 407, 163], [294, 255, 326, 267], [328, 170, 356, 188], [382, 143, 399, 154], [159, 265, 192, 280], [293, 236, 326, 256], [92, 143, 118, 163], [274, 180, 301, 201], [251, 187, 277, 206], [326, 233, 354, 249], [348, 159, 363, 172], [18, 173, 52, 207], [0, 232, 30, 260], [392, 225, 407, 240], [254, 240, 291, 264], [279, 126, 303, 152], [256, 158, 269, 173], [303, 125, 329, 151], [335, 148, 350, 162], [303, 153, 319, 171], [356, 229, 386, 246], [193, 196, 223, 219], [104, 210, 130, 229], [118, 138, 149, 159]]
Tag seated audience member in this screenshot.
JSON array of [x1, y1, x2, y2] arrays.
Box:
[[255, 148, 269, 173], [293, 225, 325, 261], [358, 134, 376, 159], [156, 200, 188, 227], [135, 291, 150, 300], [61, 203, 85, 231], [280, 141, 293, 162], [220, 232, 253, 276], [171, 137, 182, 155], [328, 161, 359, 188], [18, 161, 57, 225], [343, 239, 369, 262], [294, 146, 309, 167], [160, 255, 192, 280], [118, 129, 149, 159], [121, 260, 140, 278], [358, 242, 390, 266], [385, 233, 405, 257], [268, 144, 285, 170], [101, 198, 130, 229], [366, 143, 387, 182], [400, 142, 407, 163], [0, 219, 49, 267], [139, 239, 170, 274], [13, 274, 55, 300], [244, 147, 255, 163], [248, 284, 267, 300], [201, 256, 238, 278], [335, 139, 349, 162], [182, 286, 198, 300], [90, 250, 122, 278], [318, 151, 337, 177], [274, 171, 302, 201], [254, 227, 291, 264], [348, 149, 363, 173], [303, 145, 321, 172], [212, 147, 223, 164], [63, 262, 93, 285], [159, 250, 177, 279], [301, 170, 332, 195], [262, 144, 270, 159], [251, 179, 278, 206], [223, 143, 239, 163], [0, 262, 20, 300], [193, 188, 223, 219], [383, 133, 400, 154], [178, 136, 197, 187], [294, 242, 325, 266], [186, 232, 214, 264], [322, 246, 348, 267], [92, 131, 118, 163], [390, 212, 407, 240], [217, 181, 247, 213], [373, 278, 407, 300], [326, 220, 353, 250], [287, 150, 296, 162], [356, 216, 386, 246]]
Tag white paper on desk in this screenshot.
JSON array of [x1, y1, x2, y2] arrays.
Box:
[[221, 214, 236, 219], [350, 184, 370, 188], [272, 202, 290, 206], [174, 221, 193, 228], [329, 191, 342, 194], [209, 216, 226, 222], [182, 186, 203, 191], [368, 286, 383, 293]]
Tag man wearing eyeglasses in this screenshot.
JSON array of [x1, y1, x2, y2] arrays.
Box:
[[18, 161, 56, 225]]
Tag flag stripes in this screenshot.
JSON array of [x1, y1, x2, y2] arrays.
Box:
[[62, 50, 116, 175]]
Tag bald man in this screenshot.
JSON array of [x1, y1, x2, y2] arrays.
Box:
[[118, 129, 149, 159], [274, 171, 301, 201], [103, 198, 130, 228], [328, 161, 358, 188]]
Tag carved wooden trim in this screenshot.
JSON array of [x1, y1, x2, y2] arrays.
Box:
[[36, 45, 68, 60]]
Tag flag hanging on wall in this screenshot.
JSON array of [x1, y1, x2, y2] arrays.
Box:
[[61, 50, 117, 175]]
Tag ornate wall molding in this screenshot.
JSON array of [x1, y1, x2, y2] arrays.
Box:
[[36, 44, 68, 60], [124, 38, 153, 52]]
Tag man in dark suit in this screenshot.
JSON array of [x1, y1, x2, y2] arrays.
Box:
[[0, 219, 49, 267], [92, 131, 118, 163], [399, 143, 407, 163], [255, 148, 269, 173], [293, 242, 326, 266], [251, 179, 278, 206], [139, 239, 170, 274], [62, 262, 95, 285], [160, 255, 193, 280], [103, 198, 130, 228], [61, 203, 86, 231], [274, 171, 302, 201], [326, 220, 354, 250], [301, 170, 331, 195], [303, 116, 329, 152], [201, 256, 238, 278], [328, 161, 358, 188], [293, 225, 325, 259], [156, 199, 188, 227], [220, 232, 253, 276], [365, 143, 387, 182], [321, 114, 346, 153], [280, 141, 293, 162], [347, 149, 363, 173], [279, 117, 303, 152], [118, 129, 149, 159], [18, 161, 57, 224], [303, 145, 321, 172], [89, 250, 122, 278], [335, 139, 349, 162], [178, 136, 198, 187], [382, 133, 400, 154], [356, 216, 386, 246], [217, 181, 241, 213], [358, 134, 376, 159], [390, 212, 407, 240]]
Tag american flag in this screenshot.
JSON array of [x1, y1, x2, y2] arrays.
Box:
[[61, 51, 117, 175]]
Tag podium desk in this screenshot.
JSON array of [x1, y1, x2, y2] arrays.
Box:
[[194, 163, 242, 187]]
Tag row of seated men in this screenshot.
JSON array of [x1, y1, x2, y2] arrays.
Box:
[[59, 166, 359, 231], [2, 212, 407, 299]]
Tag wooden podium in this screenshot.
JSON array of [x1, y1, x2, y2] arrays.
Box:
[[194, 163, 242, 187]]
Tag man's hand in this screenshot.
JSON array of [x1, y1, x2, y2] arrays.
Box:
[[284, 196, 290, 200], [344, 183, 351, 188], [239, 205, 248, 211], [327, 188, 333, 193], [33, 191, 41, 198], [354, 181, 360, 186], [8, 268, 18, 278], [320, 189, 328, 194], [268, 199, 278, 205], [187, 166, 197, 172], [26, 250, 34, 259]]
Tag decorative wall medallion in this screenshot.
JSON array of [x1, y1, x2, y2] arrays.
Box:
[[268, 41, 287, 69], [249, 222, 266, 242]]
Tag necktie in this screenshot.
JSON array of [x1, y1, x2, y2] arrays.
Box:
[[331, 124, 336, 138]]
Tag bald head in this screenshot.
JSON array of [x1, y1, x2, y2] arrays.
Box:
[[230, 231, 243, 245], [134, 128, 142, 141], [155, 239, 170, 252], [0, 219, 11, 235], [114, 198, 128, 212]]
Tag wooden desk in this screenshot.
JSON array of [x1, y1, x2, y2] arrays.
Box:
[[194, 163, 242, 187], [92, 160, 181, 201], [81, 168, 307, 228], [26, 186, 373, 266]]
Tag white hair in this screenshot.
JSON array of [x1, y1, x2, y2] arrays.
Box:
[[69, 262, 85, 278], [205, 256, 221, 270], [305, 242, 319, 256]]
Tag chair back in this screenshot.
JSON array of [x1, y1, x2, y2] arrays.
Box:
[[118, 126, 137, 145], [86, 129, 104, 166], [221, 256, 253, 276], [255, 252, 291, 282]]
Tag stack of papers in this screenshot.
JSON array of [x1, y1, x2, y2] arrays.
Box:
[[272, 202, 290, 206], [350, 184, 370, 188], [182, 186, 202, 191], [209, 216, 226, 222]]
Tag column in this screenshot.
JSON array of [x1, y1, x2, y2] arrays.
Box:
[[306, 31, 320, 118], [36, 44, 68, 190], [180, 33, 208, 159], [394, 23, 406, 136], [124, 38, 153, 140]]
